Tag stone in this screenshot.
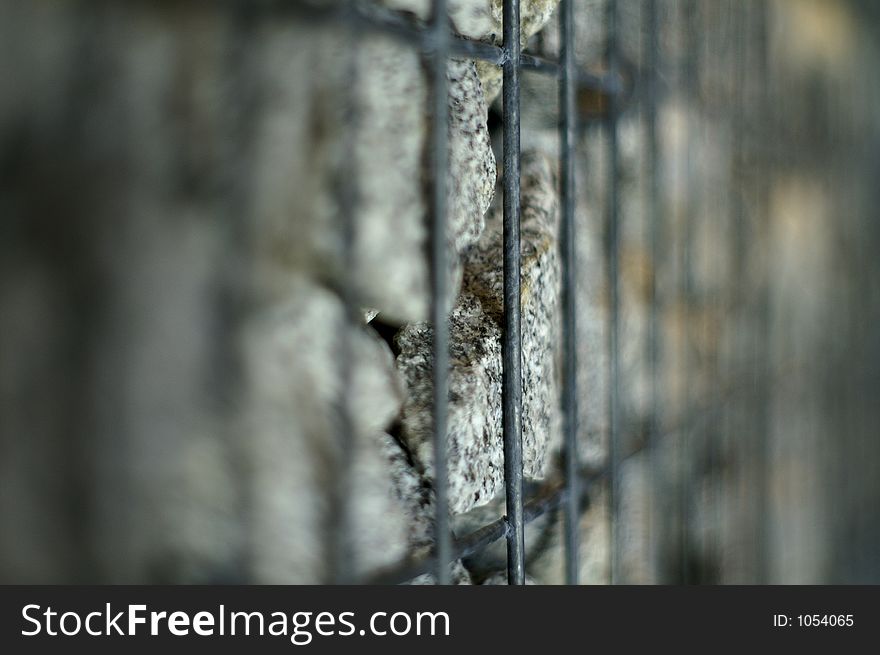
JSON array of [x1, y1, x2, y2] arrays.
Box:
[[383, 430, 476, 584], [253, 23, 495, 324], [397, 291, 502, 515], [163, 275, 410, 583], [375, 0, 558, 46], [244, 277, 409, 583], [396, 150, 561, 515], [447, 58, 499, 263]]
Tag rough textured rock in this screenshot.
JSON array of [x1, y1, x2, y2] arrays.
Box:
[[383, 430, 476, 584], [515, 45, 651, 472], [260, 22, 495, 323], [383, 433, 435, 550], [446, 59, 498, 257], [396, 151, 561, 515]]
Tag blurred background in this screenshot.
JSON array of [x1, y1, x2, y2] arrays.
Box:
[[1, 0, 878, 584], [573, 0, 880, 585]]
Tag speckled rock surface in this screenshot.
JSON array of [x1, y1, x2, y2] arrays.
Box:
[[395, 151, 561, 515], [447, 58, 498, 258], [258, 23, 494, 324]]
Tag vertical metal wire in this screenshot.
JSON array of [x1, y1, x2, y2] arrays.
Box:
[[751, 0, 771, 585], [643, 0, 662, 584], [225, 3, 262, 584], [729, 0, 749, 583], [731, 0, 769, 584], [428, 0, 452, 587], [721, 0, 740, 584], [605, 0, 622, 586], [705, 2, 724, 582], [722, 3, 737, 581], [329, 2, 360, 584], [690, 2, 703, 582], [502, 0, 525, 585], [679, 0, 698, 584], [559, 0, 580, 586]]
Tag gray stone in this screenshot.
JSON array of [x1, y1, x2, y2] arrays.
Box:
[[159, 275, 410, 584], [254, 23, 495, 324], [242, 277, 408, 583], [396, 150, 561, 515], [383, 430, 476, 584]]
